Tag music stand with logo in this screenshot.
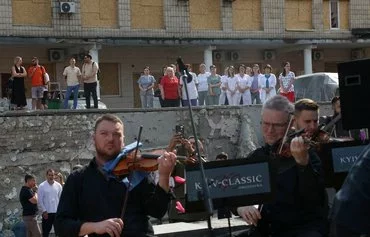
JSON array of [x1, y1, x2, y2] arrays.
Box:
[[317, 139, 370, 190], [184, 157, 276, 213]]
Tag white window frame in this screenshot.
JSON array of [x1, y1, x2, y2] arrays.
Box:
[[329, 0, 340, 29]]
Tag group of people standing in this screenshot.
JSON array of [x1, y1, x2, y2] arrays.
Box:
[[19, 169, 65, 237], [62, 55, 100, 109], [137, 61, 297, 109], [10, 56, 49, 110], [9, 54, 99, 111]]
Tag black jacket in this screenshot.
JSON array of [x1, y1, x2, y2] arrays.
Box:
[[249, 146, 329, 236], [55, 158, 172, 237], [331, 144, 370, 234]]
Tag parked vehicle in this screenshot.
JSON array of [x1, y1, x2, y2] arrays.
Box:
[[293, 72, 339, 102]]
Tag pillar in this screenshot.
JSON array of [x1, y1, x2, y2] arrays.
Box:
[[204, 46, 215, 72], [303, 47, 313, 75]]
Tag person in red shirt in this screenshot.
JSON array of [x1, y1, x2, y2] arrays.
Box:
[[27, 57, 47, 110], [159, 67, 180, 107]]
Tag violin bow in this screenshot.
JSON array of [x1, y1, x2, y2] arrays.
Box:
[[278, 115, 294, 155], [120, 125, 143, 220]]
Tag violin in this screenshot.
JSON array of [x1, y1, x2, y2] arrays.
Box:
[[271, 128, 306, 158], [112, 149, 189, 176]]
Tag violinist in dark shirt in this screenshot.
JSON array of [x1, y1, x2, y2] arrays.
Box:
[[320, 96, 362, 140], [55, 114, 177, 237], [235, 95, 328, 237]]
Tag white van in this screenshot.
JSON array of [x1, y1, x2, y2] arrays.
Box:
[[293, 72, 339, 102]]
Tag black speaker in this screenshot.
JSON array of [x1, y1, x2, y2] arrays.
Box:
[[337, 58, 370, 129]]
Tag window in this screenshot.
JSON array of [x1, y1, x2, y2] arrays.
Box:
[[330, 0, 339, 29]]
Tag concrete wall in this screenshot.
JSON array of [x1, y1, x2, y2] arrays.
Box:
[[0, 104, 332, 230]]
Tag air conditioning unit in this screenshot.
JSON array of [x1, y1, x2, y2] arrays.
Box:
[[48, 49, 65, 62], [264, 50, 276, 60], [312, 50, 324, 61], [226, 51, 239, 61], [213, 51, 224, 62], [351, 49, 364, 60], [60, 2, 76, 13]]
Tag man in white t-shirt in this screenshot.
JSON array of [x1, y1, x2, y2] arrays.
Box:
[[38, 168, 62, 237], [63, 58, 82, 109]]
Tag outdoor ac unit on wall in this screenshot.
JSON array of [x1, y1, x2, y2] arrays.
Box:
[[264, 50, 276, 60], [351, 49, 365, 60], [49, 49, 65, 62], [226, 51, 239, 61], [312, 51, 324, 61], [213, 51, 224, 62], [60, 2, 76, 13]]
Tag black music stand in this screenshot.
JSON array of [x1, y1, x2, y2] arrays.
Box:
[[184, 157, 276, 213], [317, 139, 370, 191]]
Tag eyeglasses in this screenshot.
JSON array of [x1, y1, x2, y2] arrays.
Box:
[[261, 121, 288, 130]]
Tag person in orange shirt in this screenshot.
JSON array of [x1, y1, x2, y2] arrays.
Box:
[[27, 57, 47, 110]]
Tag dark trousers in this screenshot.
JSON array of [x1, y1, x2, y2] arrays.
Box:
[[84, 82, 98, 108], [42, 213, 55, 237], [162, 98, 180, 107], [159, 96, 164, 107], [251, 91, 261, 104], [181, 99, 197, 106]]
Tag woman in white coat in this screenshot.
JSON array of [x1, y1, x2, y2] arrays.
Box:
[[225, 66, 240, 105], [259, 64, 277, 104], [237, 65, 252, 105]]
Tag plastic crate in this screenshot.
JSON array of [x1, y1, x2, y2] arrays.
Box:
[[48, 99, 62, 109]]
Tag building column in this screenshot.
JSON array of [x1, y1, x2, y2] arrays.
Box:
[[89, 44, 101, 100], [303, 47, 313, 74], [204, 46, 215, 71]]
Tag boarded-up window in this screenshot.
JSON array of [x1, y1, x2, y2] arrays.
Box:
[[285, 0, 312, 29], [131, 0, 164, 29], [233, 0, 262, 31], [99, 63, 119, 96], [12, 0, 52, 26], [81, 0, 118, 28], [189, 0, 221, 30]]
